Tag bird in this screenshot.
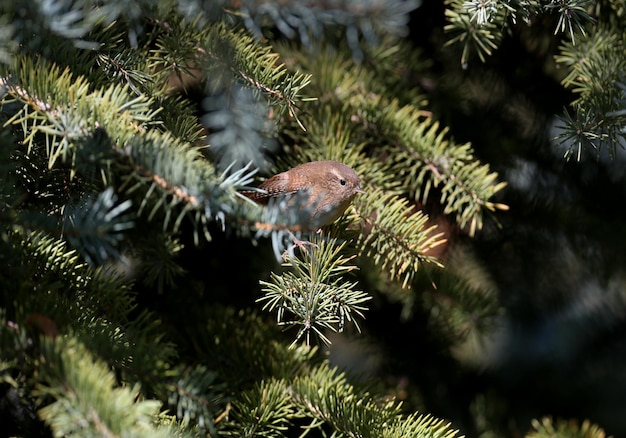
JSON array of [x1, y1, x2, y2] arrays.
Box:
[[242, 160, 365, 231]]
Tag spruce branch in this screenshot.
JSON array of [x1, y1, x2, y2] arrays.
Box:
[[235, 0, 420, 59], [222, 379, 296, 437], [555, 29, 626, 107], [197, 307, 319, 388], [26, 0, 112, 42], [444, 0, 503, 66], [0, 230, 178, 398], [36, 337, 169, 438], [553, 109, 606, 161], [166, 365, 226, 434], [156, 94, 207, 145], [291, 363, 399, 436], [291, 363, 462, 437], [203, 82, 279, 173], [95, 49, 154, 96], [124, 133, 260, 243], [418, 245, 503, 352], [355, 98, 508, 235], [124, 131, 213, 228], [198, 23, 314, 171], [221, 359, 463, 437], [2, 56, 265, 246], [63, 187, 134, 265], [2, 57, 159, 175], [545, 0, 595, 42], [444, 0, 596, 65], [554, 29, 626, 159], [383, 412, 462, 438], [137, 233, 186, 294], [147, 14, 211, 92], [353, 188, 446, 288], [526, 417, 609, 438], [204, 24, 314, 123], [276, 45, 507, 234], [462, 0, 501, 25], [145, 17, 316, 172], [258, 236, 371, 346]]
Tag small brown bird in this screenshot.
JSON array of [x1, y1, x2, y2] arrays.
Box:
[[243, 160, 365, 230]]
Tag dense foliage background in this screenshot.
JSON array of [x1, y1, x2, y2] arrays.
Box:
[[1, 0, 625, 437]]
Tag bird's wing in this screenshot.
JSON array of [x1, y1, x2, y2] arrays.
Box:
[[241, 172, 310, 205]]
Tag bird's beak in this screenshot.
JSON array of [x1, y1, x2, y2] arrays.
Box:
[[355, 187, 366, 195]]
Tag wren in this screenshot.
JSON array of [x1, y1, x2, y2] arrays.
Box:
[[243, 160, 365, 229]]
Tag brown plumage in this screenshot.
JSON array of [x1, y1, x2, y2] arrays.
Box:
[[243, 160, 365, 229]]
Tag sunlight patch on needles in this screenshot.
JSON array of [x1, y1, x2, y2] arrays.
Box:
[[353, 188, 446, 288]]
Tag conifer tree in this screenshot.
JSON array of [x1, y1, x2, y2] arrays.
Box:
[[0, 0, 623, 437]]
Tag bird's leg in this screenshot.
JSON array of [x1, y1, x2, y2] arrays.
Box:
[[281, 229, 319, 260]]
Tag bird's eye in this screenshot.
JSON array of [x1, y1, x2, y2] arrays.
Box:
[[339, 179, 346, 186]]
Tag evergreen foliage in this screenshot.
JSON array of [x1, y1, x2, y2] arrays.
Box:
[[443, 0, 626, 158], [0, 0, 622, 437], [526, 417, 609, 438]]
